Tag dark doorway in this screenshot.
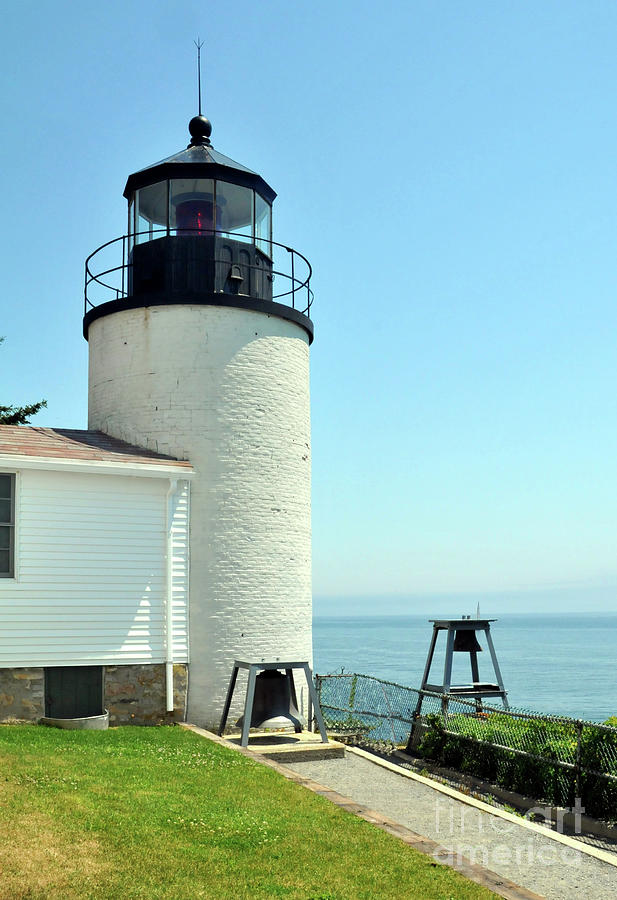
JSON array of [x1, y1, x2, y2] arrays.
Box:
[[44, 666, 104, 718]]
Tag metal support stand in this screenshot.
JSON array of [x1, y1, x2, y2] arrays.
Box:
[[218, 660, 329, 747], [406, 618, 509, 753]]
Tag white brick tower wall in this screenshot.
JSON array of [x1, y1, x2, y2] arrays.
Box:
[[87, 303, 312, 728]]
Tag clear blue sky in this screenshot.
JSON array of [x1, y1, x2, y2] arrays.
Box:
[[2, 1, 617, 614]]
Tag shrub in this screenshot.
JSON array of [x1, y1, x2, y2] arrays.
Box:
[[416, 712, 614, 819]]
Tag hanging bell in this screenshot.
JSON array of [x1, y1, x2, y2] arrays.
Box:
[[453, 630, 483, 652], [235, 669, 306, 732]]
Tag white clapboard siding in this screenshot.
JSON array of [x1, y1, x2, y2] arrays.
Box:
[[169, 479, 190, 660], [0, 469, 189, 667]]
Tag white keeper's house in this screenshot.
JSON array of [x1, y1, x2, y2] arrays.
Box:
[[0, 111, 315, 730]]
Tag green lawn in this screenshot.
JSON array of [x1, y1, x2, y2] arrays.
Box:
[[0, 725, 495, 899]]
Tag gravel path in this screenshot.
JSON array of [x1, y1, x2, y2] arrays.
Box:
[[390, 752, 617, 857], [286, 752, 617, 900]]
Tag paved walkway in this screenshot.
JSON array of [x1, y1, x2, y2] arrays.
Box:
[[286, 750, 617, 900]]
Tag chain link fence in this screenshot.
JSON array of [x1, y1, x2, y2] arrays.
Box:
[[316, 673, 617, 821]]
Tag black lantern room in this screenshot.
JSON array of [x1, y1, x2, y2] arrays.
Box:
[[83, 115, 313, 342]]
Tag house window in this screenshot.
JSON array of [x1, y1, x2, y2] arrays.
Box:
[[0, 474, 14, 578]]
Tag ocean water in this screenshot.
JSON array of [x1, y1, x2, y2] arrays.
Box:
[[313, 613, 617, 723]]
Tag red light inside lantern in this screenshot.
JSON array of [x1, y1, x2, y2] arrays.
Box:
[[175, 199, 214, 235]]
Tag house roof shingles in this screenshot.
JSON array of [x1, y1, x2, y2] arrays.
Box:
[[0, 426, 192, 469]]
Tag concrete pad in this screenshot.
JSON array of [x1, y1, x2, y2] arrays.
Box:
[[224, 729, 346, 761]]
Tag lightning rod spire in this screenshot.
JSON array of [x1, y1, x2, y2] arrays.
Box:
[[195, 38, 204, 116], [187, 38, 211, 147]]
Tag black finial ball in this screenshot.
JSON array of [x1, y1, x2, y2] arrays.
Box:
[[188, 115, 212, 141]]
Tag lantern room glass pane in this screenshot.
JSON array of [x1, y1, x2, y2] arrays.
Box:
[[216, 182, 253, 238], [135, 182, 168, 244], [255, 193, 272, 257], [170, 179, 215, 236]]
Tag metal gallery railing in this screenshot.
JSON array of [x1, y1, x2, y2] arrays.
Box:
[[84, 229, 313, 317]]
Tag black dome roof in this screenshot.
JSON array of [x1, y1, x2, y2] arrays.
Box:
[[123, 125, 276, 204]]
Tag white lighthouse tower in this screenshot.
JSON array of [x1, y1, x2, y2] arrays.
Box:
[[84, 112, 314, 728]]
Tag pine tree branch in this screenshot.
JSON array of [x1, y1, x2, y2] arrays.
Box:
[[0, 400, 48, 426]]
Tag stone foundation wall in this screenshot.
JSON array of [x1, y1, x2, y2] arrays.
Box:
[[104, 664, 188, 725], [0, 664, 188, 725], [0, 668, 45, 721]]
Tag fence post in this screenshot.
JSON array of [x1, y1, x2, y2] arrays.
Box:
[[379, 683, 397, 744], [405, 689, 424, 754], [312, 674, 321, 734], [574, 720, 583, 807], [349, 674, 358, 710]]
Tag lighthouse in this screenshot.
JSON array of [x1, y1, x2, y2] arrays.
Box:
[[84, 112, 314, 729]]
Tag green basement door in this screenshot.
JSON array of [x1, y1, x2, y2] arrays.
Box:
[[44, 666, 104, 718]]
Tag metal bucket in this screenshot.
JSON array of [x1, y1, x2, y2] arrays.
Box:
[[40, 709, 110, 731]]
